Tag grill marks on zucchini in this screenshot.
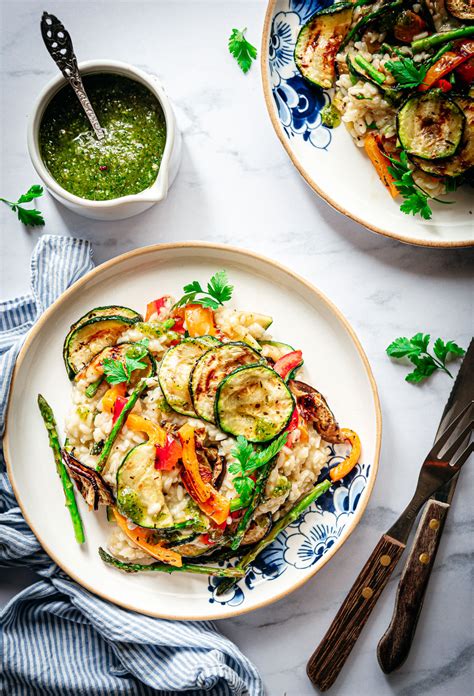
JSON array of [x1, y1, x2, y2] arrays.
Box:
[[63, 316, 139, 380], [158, 337, 220, 416], [76, 342, 156, 385], [116, 443, 173, 529], [446, 0, 474, 20], [397, 93, 466, 160], [411, 98, 474, 177], [215, 364, 295, 443], [190, 342, 264, 423], [295, 3, 354, 89], [68, 305, 142, 334]]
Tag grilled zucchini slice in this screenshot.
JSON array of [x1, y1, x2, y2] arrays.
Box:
[[295, 3, 354, 89], [411, 98, 474, 178], [190, 342, 264, 423], [63, 316, 138, 380], [215, 364, 295, 443], [69, 305, 142, 333], [446, 0, 474, 20], [116, 443, 174, 529], [76, 342, 156, 384], [397, 93, 465, 160], [159, 337, 220, 416], [260, 340, 295, 362]]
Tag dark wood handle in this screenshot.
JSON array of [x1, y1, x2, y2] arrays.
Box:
[[306, 534, 405, 691], [377, 499, 450, 673]]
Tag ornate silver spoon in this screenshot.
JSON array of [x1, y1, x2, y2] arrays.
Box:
[[40, 12, 105, 140]]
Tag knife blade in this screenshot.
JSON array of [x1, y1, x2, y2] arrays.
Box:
[[377, 339, 474, 673], [306, 383, 473, 691]]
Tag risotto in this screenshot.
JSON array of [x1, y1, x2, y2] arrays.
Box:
[[41, 270, 360, 589]]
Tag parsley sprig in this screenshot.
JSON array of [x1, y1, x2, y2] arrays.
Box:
[[1, 185, 45, 226], [387, 150, 453, 220], [228, 28, 257, 73], [386, 333, 465, 383], [103, 343, 149, 385], [229, 432, 288, 507], [174, 270, 234, 310], [385, 51, 427, 88]]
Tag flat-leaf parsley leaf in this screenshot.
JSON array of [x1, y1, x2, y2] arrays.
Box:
[[1, 185, 45, 226], [228, 28, 257, 73], [229, 432, 288, 507], [385, 52, 427, 88], [386, 333, 465, 383], [174, 270, 234, 310], [103, 344, 149, 385]]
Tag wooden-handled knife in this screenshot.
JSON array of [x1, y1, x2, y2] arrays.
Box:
[[377, 339, 474, 673]]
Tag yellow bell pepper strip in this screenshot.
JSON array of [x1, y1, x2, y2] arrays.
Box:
[[184, 304, 217, 337], [419, 40, 474, 91], [102, 383, 127, 413], [112, 509, 182, 567], [126, 414, 182, 470], [178, 424, 230, 525], [329, 429, 361, 482], [364, 134, 399, 198], [126, 413, 167, 447]]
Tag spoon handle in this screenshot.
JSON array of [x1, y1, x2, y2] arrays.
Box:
[[40, 12, 105, 140]]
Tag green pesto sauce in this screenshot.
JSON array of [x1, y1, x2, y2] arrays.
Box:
[[39, 74, 167, 201]]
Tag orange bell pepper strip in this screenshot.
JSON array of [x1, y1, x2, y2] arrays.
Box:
[[126, 413, 167, 447], [184, 304, 217, 337], [419, 40, 474, 92], [112, 509, 182, 567], [364, 134, 399, 198], [178, 424, 230, 525], [329, 429, 361, 482], [102, 383, 127, 413]]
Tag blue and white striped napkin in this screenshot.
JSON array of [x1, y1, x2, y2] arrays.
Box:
[[0, 235, 263, 696]]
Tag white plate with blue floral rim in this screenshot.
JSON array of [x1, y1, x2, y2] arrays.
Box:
[[262, 0, 474, 248], [5, 242, 381, 619]]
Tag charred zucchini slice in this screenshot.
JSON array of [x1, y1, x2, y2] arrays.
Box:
[[159, 336, 220, 416], [295, 3, 354, 89], [190, 342, 264, 423], [446, 0, 474, 20], [411, 98, 474, 177], [63, 316, 138, 380], [397, 93, 465, 160], [116, 443, 173, 528], [76, 342, 157, 384], [69, 305, 142, 333], [215, 364, 295, 443], [260, 340, 295, 362]]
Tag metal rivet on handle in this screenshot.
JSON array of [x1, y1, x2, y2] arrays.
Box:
[[362, 587, 373, 599], [429, 519, 440, 530], [380, 555, 391, 566], [419, 553, 430, 565]]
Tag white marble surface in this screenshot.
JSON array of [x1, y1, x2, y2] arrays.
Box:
[[0, 1, 473, 694]]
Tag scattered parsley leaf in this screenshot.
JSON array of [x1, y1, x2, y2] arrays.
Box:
[[385, 52, 427, 88], [103, 345, 148, 385], [1, 185, 45, 226], [387, 149, 454, 220], [229, 433, 288, 507], [228, 27, 257, 74], [174, 270, 234, 309], [386, 333, 465, 383]]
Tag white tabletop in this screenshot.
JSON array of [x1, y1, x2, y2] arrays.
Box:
[[1, 1, 473, 694]]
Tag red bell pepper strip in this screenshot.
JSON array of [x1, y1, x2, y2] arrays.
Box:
[[456, 56, 474, 84], [112, 396, 128, 424], [436, 78, 452, 92], [273, 350, 303, 381], [145, 295, 172, 321], [154, 434, 183, 471], [420, 40, 474, 91]]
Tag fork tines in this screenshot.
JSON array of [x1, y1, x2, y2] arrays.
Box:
[[429, 400, 473, 462]]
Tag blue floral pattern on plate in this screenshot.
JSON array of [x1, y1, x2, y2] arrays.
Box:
[[207, 445, 370, 606], [268, 1, 336, 150]]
